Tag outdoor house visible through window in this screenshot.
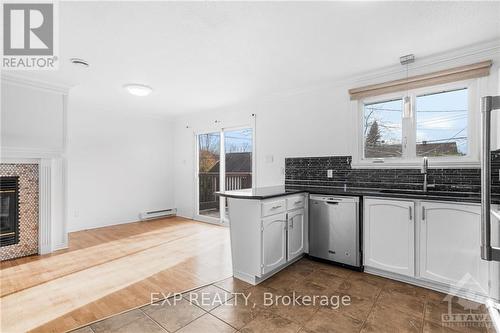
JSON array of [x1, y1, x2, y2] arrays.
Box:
[[361, 85, 470, 162], [350, 60, 491, 165], [416, 88, 468, 157]]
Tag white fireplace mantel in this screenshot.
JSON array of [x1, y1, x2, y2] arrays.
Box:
[[1, 150, 68, 254]]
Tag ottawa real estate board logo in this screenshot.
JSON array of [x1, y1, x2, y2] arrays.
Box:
[[2, 2, 59, 70]]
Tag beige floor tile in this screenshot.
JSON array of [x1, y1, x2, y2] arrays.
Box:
[[315, 263, 353, 279], [337, 278, 382, 300], [210, 297, 261, 329], [290, 279, 329, 299], [349, 271, 389, 288], [285, 260, 316, 278], [360, 303, 423, 333], [383, 279, 430, 300], [424, 300, 488, 333], [306, 269, 346, 291], [245, 285, 279, 308], [322, 293, 375, 321], [425, 289, 449, 303], [214, 277, 252, 294], [422, 320, 482, 333], [176, 313, 235, 333], [262, 270, 303, 294], [90, 309, 165, 333], [239, 310, 302, 333], [266, 294, 320, 325], [305, 308, 364, 333], [376, 289, 425, 318], [183, 285, 234, 311], [141, 297, 205, 332]]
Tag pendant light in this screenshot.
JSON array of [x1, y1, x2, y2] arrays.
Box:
[[400, 54, 415, 119]]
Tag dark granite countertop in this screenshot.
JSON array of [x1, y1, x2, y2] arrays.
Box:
[[216, 186, 307, 200], [217, 185, 500, 204]]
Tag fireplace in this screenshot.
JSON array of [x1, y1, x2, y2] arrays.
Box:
[[0, 177, 20, 247]]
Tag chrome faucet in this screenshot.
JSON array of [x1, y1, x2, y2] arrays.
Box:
[[421, 157, 435, 192]]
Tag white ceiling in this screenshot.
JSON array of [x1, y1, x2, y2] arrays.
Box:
[[6, 1, 500, 115]]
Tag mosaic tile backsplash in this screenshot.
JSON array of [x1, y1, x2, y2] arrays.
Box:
[[285, 150, 500, 194], [0, 164, 39, 261]]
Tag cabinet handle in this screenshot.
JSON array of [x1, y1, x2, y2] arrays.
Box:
[[422, 206, 426, 220], [290, 217, 294, 229], [271, 205, 282, 210], [409, 207, 412, 220], [294, 200, 302, 204]]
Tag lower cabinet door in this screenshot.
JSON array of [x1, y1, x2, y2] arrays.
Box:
[[364, 198, 415, 277], [287, 208, 305, 261], [261, 213, 287, 275], [419, 201, 489, 293]]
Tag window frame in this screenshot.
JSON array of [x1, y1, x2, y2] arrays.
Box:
[[353, 79, 479, 168]]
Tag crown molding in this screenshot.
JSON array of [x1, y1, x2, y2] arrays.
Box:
[[267, 39, 500, 99], [347, 39, 500, 86], [1, 73, 71, 95]]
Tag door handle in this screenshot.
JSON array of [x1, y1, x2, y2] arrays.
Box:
[[422, 206, 426, 220], [409, 207, 412, 220]]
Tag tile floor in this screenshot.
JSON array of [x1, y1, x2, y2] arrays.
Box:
[[72, 258, 494, 333]]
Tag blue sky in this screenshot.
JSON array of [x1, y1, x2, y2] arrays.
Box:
[[364, 88, 468, 155]]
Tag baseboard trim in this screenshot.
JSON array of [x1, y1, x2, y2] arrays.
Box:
[[234, 255, 304, 286], [364, 266, 490, 304]]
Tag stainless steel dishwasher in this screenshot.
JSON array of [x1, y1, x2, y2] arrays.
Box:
[[309, 195, 361, 268]]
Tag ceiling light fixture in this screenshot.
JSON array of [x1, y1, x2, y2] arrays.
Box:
[[69, 58, 89, 67], [123, 84, 153, 97]]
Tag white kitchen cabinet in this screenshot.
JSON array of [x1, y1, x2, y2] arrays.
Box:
[[419, 201, 489, 294], [287, 208, 305, 261], [226, 193, 308, 285], [364, 198, 415, 277], [262, 213, 287, 274]]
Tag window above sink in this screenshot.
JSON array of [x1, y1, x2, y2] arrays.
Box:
[[353, 79, 481, 168]]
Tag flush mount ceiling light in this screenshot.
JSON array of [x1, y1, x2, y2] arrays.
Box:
[[123, 83, 153, 97], [69, 58, 89, 67]]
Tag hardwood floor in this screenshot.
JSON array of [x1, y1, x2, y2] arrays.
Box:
[[0, 217, 232, 333]]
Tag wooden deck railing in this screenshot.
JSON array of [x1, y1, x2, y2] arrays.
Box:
[[199, 172, 252, 210]]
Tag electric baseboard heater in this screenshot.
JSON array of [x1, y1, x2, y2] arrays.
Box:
[[139, 208, 177, 221]]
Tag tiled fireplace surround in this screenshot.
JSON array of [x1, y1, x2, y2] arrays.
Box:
[[285, 150, 500, 194], [0, 164, 39, 260], [0, 157, 67, 261]]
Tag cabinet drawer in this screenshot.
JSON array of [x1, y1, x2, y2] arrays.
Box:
[[287, 195, 305, 210], [262, 199, 286, 217]]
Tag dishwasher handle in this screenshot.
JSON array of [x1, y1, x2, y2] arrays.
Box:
[[326, 201, 340, 205]]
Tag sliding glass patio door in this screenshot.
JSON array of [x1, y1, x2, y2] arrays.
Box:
[[196, 127, 253, 224]]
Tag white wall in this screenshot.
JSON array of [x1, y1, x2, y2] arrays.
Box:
[[172, 85, 353, 218], [66, 104, 174, 232], [173, 48, 500, 219], [1, 82, 64, 151], [1, 79, 69, 252]]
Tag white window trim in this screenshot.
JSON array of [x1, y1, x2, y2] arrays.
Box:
[[352, 78, 480, 169]]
